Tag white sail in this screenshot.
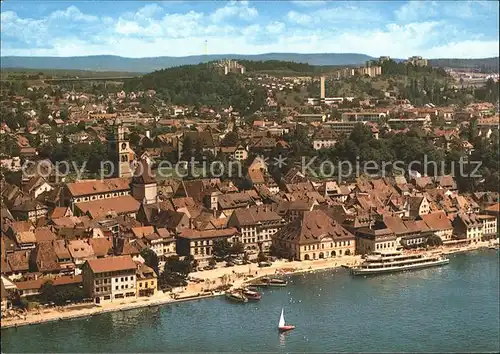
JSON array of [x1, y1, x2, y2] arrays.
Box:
[[278, 308, 285, 327]]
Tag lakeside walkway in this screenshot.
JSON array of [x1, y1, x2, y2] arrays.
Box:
[[1, 241, 497, 329]]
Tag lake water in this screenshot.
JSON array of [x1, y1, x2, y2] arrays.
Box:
[[2, 250, 499, 353]]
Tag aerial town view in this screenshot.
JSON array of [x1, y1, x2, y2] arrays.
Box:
[[0, 0, 499, 353]]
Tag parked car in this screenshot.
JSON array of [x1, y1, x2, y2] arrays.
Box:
[[259, 261, 272, 267], [225, 261, 234, 267], [233, 259, 244, 265]]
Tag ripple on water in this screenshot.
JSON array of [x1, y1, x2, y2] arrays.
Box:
[[1, 251, 499, 353]]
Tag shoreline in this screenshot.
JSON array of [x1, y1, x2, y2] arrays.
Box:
[[1, 241, 497, 330]]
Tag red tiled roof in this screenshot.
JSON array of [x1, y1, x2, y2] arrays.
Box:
[[15, 275, 83, 290], [74, 195, 140, 218], [66, 178, 130, 197], [86, 255, 136, 273], [179, 227, 238, 240], [421, 211, 452, 230]]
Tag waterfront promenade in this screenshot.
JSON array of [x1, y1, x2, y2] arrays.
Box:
[[1, 255, 361, 329], [1, 240, 497, 329]]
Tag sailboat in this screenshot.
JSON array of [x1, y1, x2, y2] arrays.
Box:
[[278, 307, 295, 332]]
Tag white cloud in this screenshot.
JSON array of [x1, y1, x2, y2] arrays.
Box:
[[291, 1, 327, 7], [286, 11, 312, 25], [136, 4, 164, 19], [419, 39, 500, 58], [395, 0, 499, 22], [266, 21, 285, 34], [210, 1, 258, 22], [1, 4, 498, 59], [394, 1, 437, 22], [286, 4, 382, 26], [49, 5, 98, 22]]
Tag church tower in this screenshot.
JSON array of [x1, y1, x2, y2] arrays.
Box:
[[131, 159, 158, 205], [108, 119, 133, 178]]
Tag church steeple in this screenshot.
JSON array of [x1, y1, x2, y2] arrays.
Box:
[[108, 119, 133, 178], [131, 159, 158, 205]]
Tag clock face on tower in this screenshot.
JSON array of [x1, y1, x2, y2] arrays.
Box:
[[121, 143, 127, 150]]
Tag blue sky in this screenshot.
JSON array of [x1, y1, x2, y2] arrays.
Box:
[[1, 1, 498, 58]]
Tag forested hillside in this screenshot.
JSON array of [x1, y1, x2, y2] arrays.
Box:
[[124, 63, 266, 112]]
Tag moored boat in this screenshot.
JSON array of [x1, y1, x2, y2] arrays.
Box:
[[350, 250, 450, 276], [225, 291, 248, 303], [263, 277, 288, 286], [242, 288, 262, 300]]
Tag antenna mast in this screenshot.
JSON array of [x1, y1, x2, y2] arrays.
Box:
[[205, 40, 208, 67]]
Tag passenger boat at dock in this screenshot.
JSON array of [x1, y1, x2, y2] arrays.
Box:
[[225, 291, 248, 303], [254, 277, 287, 287], [350, 250, 449, 276]]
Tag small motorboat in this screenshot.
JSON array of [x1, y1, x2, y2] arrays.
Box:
[[278, 307, 295, 332], [242, 288, 262, 300], [225, 291, 248, 303]]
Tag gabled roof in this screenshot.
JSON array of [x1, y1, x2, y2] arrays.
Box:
[[32, 241, 60, 272], [178, 227, 238, 240], [421, 211, 452, 231], [229, 205, 283, 227], [66, 177, 131, 197], [74, 195, 140, 219], [34, 227, 57, 243], [7, 250, 30, 272], [88, 238, 113, 258], [68, 239, 95, 259], [183, 131, 216, 148], [273, 210, 354, 245], [85, 255, 136, 274]]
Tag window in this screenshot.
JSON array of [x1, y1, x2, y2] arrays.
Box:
[[115, 286, 119, 290], [139, 283, 143, 288], [151, 281, 154, 286]]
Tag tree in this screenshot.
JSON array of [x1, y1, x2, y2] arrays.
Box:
[[160, 255, 191, 287], [230, 240, 245, 255], [40, 281, 57, 304], [141, 248, 159, 275], [186, 254, 198, 271], [257, 252, 268, 263], [181, 136, 194, 161], [212, 239, 232, 260], [426, 234, 443, 247], [39, 281, 85, 305], [208, 257, 217, 268]]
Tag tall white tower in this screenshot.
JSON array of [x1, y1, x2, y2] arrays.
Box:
[[320, 76, 326, 100], [108, 120, 133, 178]]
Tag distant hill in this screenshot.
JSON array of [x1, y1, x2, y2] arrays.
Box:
[[428, 57, 499, 72], [1, 53, 496, 74], [0, 53, 374, 73]]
